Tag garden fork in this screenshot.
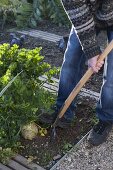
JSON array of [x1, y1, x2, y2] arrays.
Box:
[[51, 40, 113, 141]]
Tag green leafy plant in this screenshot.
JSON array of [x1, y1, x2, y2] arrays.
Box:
[[15, 2, 34, 28], [0, 147, 16, 164], [62, 142, 73, 154], [0, 0, 71, 28], [49, 0, 71, 26], [0, 43, 59, 163], [41, 151, 53, 165], [15, 0, 70, 28], [32, 0, 70, 26], [0, 0, 21, 29]]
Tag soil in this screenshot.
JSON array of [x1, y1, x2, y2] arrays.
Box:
[[0, 21, 105, 169], [19, 97, 97, 169]]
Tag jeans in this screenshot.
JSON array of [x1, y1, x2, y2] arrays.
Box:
[[56, 26, 113, 122]]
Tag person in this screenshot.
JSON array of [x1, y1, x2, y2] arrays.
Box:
[[40, 0, 113, 146]]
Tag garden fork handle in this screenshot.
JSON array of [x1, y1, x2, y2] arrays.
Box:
[[54, 40, 113, 123]]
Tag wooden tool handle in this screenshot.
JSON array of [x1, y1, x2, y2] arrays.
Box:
[[58, 40, 113, 119]]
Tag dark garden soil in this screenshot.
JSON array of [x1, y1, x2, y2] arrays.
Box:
[[19, 97, 97, 169], [0, 22, 105, 169]]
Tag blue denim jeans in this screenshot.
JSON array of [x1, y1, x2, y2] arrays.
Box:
[[96, 31, 113, 122], [56, 26, 113, 122]]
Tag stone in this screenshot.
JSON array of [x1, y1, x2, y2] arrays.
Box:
[[53, 154, 62, 161]]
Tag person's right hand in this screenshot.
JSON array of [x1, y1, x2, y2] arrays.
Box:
[[88, 55, 104, 73]]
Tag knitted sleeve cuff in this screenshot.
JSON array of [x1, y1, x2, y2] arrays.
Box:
[[84, 45, 101, 59]]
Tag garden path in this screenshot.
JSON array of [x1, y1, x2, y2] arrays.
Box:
[[51, 129, 113, 170]]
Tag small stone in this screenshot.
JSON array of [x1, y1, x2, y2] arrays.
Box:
[[95, 166, 101, 170], [53, 154, 61, 161], [67, 157, 72, 162], [46, 161, 55, 169], [77, 101, 82, 105], [85, 151, 89, 156], [45, 142, 48, 147]]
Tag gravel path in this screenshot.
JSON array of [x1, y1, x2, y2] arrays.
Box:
[[53, 129, 113, 170]]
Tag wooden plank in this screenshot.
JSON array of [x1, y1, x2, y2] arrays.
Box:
[[8, 160, 30, 170], [29, 33, 59, 42], [42, 81, 99, 100], [30, 34, 59, 42], [39, 75, 100, 100], [0, 163, 12, 170], [80, 91, 99, 101], [41, 83, 58, 92], [17, 30, 62, 42], [29, 32, 61, 40], [14, 155, 45, 170], [21, 30, 62, 39], [31, 30, 62, 39], [81, 88, 99, 98]]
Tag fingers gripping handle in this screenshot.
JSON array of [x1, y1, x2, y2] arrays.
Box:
[[58, 40, 113, 119]]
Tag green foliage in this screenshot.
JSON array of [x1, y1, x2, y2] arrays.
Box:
[[41, 150, 53, 165], [0, 0, 71, 28], [0, 43, 58, 163], [49, 0, 71, 26], [14, 0, 71, 28], [0, 0, 34, 28], [33, 0, 51, 20], [0, 0, 21, 29], [62, 142, 73, 154], [32, 0, 70, 26], [0, 0, 11, 6], [0, 147, 16, 164], [15, 2, 34, 28]]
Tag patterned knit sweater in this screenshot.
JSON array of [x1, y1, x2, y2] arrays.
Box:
[[61, 0, 113, 59]]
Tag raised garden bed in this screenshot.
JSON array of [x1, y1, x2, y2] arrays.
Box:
[[0, 22, 105, 169]]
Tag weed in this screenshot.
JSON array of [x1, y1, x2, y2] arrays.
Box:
[[41, 151, 53, 165], [62, 141, 73, 154]]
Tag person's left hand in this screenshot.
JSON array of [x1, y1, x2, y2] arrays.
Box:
[[88, 55, 104, 73]]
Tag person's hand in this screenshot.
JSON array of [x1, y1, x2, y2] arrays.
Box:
[[88, 55, 104, 73]]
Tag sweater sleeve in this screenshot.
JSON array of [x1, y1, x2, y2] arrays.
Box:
[[61, 0, 101, 59]]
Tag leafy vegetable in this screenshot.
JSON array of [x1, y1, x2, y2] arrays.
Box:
[[0, 43, 59, 163]]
